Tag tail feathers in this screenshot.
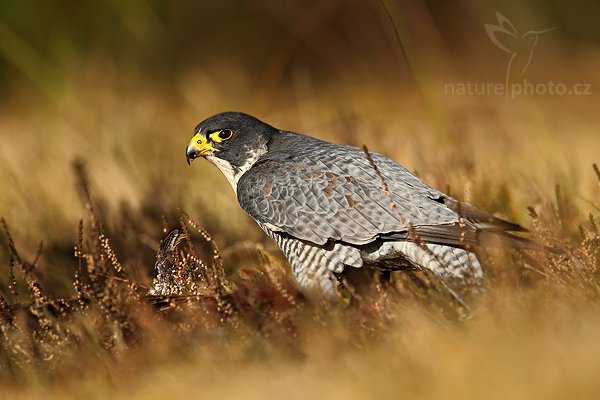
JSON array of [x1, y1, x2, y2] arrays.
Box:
[[441, 197, 527, 233], [477, 230, 567, 255]]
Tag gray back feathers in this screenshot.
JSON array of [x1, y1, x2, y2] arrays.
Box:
[[239, 131, 467, 247]]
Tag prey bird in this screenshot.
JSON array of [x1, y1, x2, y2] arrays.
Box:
[[186, 112, 543, 298]]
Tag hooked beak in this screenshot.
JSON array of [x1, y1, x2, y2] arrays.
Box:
[[186, 132, 217, 165]]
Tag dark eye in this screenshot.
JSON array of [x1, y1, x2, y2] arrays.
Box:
[[218, 129, 233, 140]]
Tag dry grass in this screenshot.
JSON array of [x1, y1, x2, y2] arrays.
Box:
[[1, 58, 600, 399]]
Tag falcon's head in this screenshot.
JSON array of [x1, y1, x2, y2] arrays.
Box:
[[186, 112, 277, 189]]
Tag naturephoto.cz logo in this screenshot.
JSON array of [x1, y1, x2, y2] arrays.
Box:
[[444, 12, 592, 99]]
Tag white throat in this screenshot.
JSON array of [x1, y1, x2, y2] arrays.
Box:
[[206, 148, 266, 194]]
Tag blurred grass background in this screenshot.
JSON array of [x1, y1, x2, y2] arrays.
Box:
[[1, 0, 600, 399]]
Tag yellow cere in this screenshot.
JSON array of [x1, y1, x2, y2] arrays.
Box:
[[189, 132, 218, 155]]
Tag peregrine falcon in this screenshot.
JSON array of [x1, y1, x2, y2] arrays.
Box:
[[185, 112, 529, 297]]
